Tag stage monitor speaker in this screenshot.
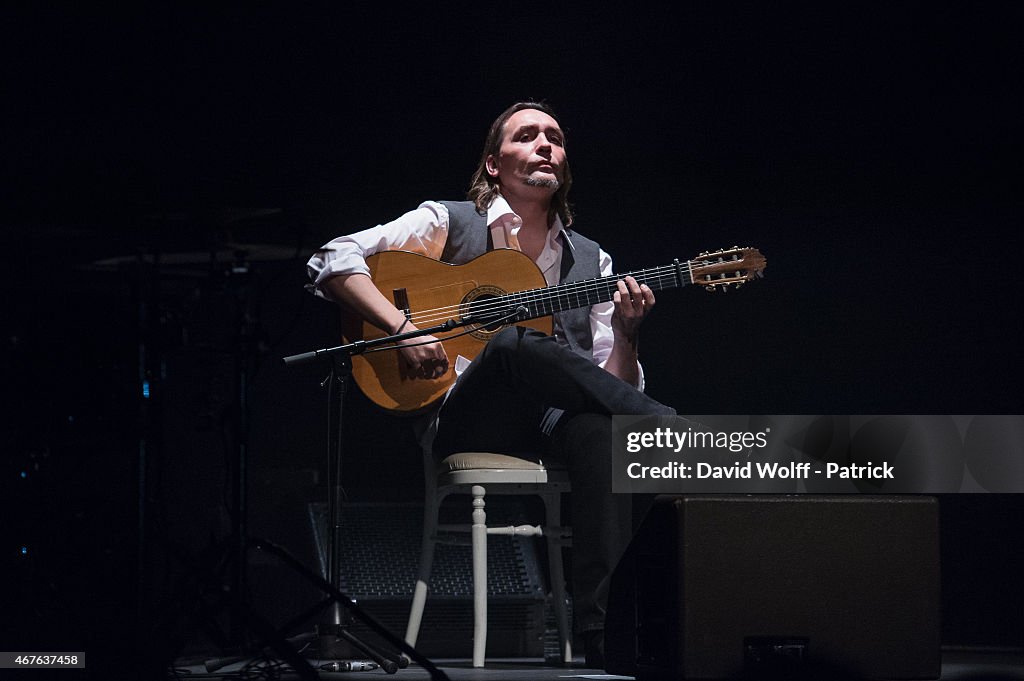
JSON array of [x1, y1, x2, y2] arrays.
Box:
[[605, 495, 940, 680]]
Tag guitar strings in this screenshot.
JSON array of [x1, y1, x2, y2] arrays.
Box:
[[362, 308, 524, 355], [397, 261, 700, 330], [404, 262, 692, 328]]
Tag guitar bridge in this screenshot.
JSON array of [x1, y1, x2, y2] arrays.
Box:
[[392, 287, 411, 321]]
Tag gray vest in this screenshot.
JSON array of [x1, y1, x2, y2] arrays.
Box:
[[439, 200, 600, 361]]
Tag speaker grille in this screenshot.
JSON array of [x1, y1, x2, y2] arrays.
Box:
[[308, 501, 548, 657]]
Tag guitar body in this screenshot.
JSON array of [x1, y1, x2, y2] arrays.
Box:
[[342, 249, 552, 413]]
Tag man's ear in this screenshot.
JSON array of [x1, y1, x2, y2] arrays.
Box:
[[485, 155, 499, 178]]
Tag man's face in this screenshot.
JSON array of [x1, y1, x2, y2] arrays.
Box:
[[486, 108, 566, 194]]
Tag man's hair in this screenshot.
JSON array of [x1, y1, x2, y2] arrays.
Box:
[[467, 101, 574, 227]]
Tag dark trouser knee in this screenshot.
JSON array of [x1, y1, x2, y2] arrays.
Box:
[[479, 325, 546, 363]]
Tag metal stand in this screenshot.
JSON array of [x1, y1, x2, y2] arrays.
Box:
[[279, 305, 526, 672], [217, 262, 414, 674], [312, 353, 403, 672], [284, 323, 459, 671]]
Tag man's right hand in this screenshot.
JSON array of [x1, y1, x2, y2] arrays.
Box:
[[323, 273, 450, 379], [397, 332, 450, 379]]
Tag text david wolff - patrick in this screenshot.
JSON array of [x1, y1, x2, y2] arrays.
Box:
[[626, 460, 895, 480]]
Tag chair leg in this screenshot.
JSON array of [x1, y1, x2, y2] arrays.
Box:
[[543, 492, 572, 663], [471, 484, 487, 668], [405, 492, 440, 649]]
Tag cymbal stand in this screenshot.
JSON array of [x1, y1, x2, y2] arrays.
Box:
[[230, 257, 253, 647]]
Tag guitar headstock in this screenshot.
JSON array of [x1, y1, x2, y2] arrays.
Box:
[[690, 246, 766, 291]]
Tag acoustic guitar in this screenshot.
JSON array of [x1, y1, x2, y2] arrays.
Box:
[[341, 246, 766, 413]]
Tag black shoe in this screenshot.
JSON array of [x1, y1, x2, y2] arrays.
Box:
[[583, 629, 605, 670]]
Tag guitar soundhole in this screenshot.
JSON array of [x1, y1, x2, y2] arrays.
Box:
[[461, 286, 509, 340]]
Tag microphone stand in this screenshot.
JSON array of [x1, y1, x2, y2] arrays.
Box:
[[282, 314, 483, 368], [280, 308, 519, 672]]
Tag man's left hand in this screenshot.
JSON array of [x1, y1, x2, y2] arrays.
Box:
[[611, 275, 655, 343]]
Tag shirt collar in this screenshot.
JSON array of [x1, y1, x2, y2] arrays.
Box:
[[486, 195, 574, 251]]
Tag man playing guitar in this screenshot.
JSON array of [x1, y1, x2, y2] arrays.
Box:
[[307, 102, 677, 668]]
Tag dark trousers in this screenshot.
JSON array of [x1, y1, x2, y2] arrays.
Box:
[[432, 326, 674, 634]]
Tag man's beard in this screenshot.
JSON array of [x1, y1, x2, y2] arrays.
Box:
[[524, 176, 560, 189]]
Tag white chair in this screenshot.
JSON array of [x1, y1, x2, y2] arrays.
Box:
[[403, 439, 573, 668]]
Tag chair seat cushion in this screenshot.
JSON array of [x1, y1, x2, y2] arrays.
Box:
[[439, 452, 561, 473]]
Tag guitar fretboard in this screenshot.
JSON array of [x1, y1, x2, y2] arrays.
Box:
[[497, 259, 693, 321]]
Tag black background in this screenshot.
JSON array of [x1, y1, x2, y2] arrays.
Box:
[[3, 3, 1021, 669]]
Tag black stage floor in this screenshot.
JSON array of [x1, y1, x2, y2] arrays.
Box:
[[165, 650, 1023, 681]]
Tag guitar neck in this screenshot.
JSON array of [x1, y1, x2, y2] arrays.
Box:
[[500, 259, 693, 321]]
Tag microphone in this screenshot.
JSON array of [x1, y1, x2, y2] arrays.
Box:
[[462, 305, 530, 327]]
